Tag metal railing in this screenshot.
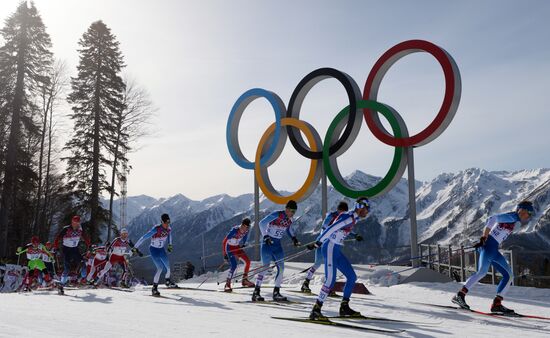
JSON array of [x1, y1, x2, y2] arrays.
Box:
[[419, 244, 550, 288], [418, 244, 514, 284]]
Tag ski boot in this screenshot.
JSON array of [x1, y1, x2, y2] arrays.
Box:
[[301, 279, 312, 293], [22, 274, 32, 292], [251, 286, 264, 302], [93, 277, 103, 288], [241, 275, 255, 288], [151, 283, 161, 297], [272, 287, 287, 301], [339, 299, 361, 317], [452, 289, 470, 310], [224, 279, 233, 293], [491, 296, 515, 314], [165, 278, 179, 289], [57, 282, 64, 295], [309, 301, 326, 321]]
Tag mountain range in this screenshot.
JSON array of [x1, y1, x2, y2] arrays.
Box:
[[112, 168, 550, 278]]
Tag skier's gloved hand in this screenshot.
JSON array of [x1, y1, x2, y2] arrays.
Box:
[[292, 237, 301, 247], [240, 243, 247, 248], [307, 241, 322, 250], [16, 247, 22, 254], [474, 236, 487, 249], [167, 244, 173, 253], [133, 248, 144, 257], [224, 254, 228, 261], [355, 235, 364, 242], [263, 235, 273, 246]]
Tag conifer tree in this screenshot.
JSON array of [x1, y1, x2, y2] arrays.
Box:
[[64, 20, 125, 242], [0, 1, 52, 257]]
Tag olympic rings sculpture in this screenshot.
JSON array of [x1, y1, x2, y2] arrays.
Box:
[[226, 40, 461, 204]]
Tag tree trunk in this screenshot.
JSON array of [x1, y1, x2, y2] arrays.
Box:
[[107, 120, 122, 243], [40, 96, 54, 240], [33, 86, 53, 235], [0, 22, 27, 258], [90, 40, 103, 243]]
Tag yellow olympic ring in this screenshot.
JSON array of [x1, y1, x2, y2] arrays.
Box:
[[254, 118, 323, 204]]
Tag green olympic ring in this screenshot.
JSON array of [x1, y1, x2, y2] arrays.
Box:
[[323, 100, 409, 198]]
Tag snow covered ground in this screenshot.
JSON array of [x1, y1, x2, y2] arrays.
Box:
[[1, 264, 549, 337]]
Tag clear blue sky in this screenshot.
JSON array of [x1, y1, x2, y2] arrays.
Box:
[[1, 0, 549, 199]]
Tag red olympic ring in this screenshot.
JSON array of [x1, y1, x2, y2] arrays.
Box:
[[363, 39, 461, 147]]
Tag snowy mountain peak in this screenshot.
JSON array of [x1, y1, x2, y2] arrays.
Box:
[[164, 193, 192, 204], [125, 167, 550, 267]]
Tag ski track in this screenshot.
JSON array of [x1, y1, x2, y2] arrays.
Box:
[[1, 279, 549, 338]]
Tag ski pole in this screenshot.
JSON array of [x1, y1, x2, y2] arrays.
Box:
[[246, 248, 308, 277], [53, 259, 58, 279], [289, 238, 360, 275], [200, 242, 262, 260], [124, 258, 135, 286], [228, 248, 310, 283], [221, 249, 307, 284], [225, 238, 318, 280], [216, 238, 319, 284], [279, 238, 367, 282], [197, 261, 226, 289], [130, 254, 151, 260], [245, 249, 311, 280]]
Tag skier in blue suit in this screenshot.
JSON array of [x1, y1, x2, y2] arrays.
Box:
[[134, 213, 176, 296], [301, 201, 363, 293], [309, 197, 371, 320], [252, 200, 301, 302], [452, 201, 535, 314]]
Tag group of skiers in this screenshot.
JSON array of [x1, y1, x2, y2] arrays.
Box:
[[219, 197, 373, 319], [14, 197, 536, 320], [216, 197, 535, 319], [16, 215, 141, 294]]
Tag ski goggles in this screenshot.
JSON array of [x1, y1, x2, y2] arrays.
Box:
[[355, 202, 370, 211]]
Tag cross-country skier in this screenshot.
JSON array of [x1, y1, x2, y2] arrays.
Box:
[[223, 218, 254, 292], [301, 201, 363, 293], [309, 197, 371, 320], [83, 249, 94, 282], [85, 244, 108, 283], [95, 228, 141, 287], [53, 215, 90, 294], [134, 213, 175, 296], [252, 200, 301, 302], [16, 236, 53, 290], [42, 241, 56, 278], [452, 201, 535, 314]]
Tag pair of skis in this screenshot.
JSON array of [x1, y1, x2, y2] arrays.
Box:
[[287, 289, 342, 299], [412, 301, 550, 321], [271, 315, 411, 334], [412, 301, 550, 332], [245, 297, 439, 333]]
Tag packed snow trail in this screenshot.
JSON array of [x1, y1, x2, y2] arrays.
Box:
[[1, 279, 549, 338]]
